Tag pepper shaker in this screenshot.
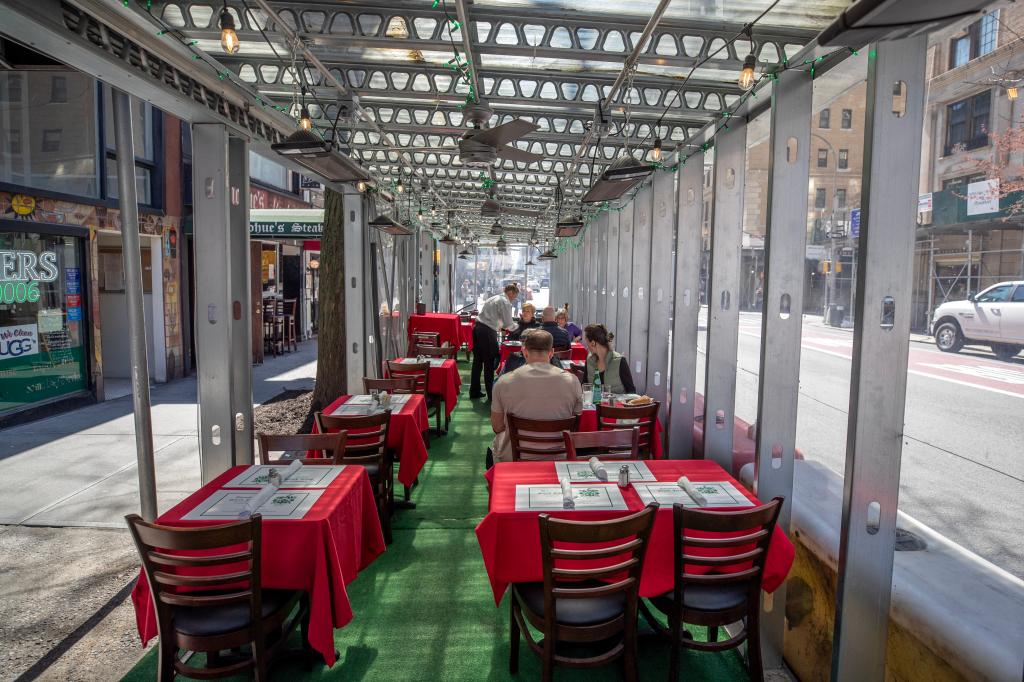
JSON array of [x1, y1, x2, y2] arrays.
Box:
[[617, 465, 630, 488], [268, 468, 282, 488]]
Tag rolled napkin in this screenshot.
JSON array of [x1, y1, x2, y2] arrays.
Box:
[[588, 456, 608, 482], [677, 476, 708, 506], [560, 477, 575, 509], [280, 459, 304, 483], [240, 484, 278, 517]]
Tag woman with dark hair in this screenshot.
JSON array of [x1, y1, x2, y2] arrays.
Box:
[[583, 323, 636, 394]]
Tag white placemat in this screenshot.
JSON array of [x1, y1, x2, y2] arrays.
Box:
[[182, 488, 324, 520], [632, 481, 753, 508], [222, 464, 346, 489], [397, 357, 447, 367], [554, 461, 656, 483], [514, 484, 629, 511]]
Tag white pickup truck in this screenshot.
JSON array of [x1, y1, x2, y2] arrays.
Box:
[[932, 281, 1024, 361]]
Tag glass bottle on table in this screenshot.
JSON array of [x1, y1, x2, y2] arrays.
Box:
[[592, 373, 603, 405]]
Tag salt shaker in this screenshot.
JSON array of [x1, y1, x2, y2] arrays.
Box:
[[617, 465, 630, 488], [268, 468, 282, 488]]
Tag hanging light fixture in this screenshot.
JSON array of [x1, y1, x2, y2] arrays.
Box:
[[219, 1, 240, 55], [396, 177, 405, 193], [652, 137, 662, 161], [1008, 85, 1019, 101], [356, 180, 368, 192], [490, 220, 503, 236], [738, 28, 757, 90]]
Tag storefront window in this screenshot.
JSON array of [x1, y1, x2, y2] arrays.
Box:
[[102, 86, 157, 206], [0, 231, 88, 414], [0, 72, 99, 197]]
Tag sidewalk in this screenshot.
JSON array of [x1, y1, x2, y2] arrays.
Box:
[[799, 312, 935, 345], [0, 340, 318, 680]]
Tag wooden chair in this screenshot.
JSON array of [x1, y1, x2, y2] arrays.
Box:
[[283, 298, 298, 352], [413, 344, 458, 359], [363, 376, 417, 394], [640, 498, 784, 682], [262, 300, 280, 358], [562, 427, 640, 461], [315, 411, 394, 543], [507, 414, 579, 462], [126, 513, 310, 680], [510, 504, 658, 682], [596, 402, 661, 458], [386, 359, 446, 434], [409, 331, 441, 355], [256, 433, 345, 465], [553, 348, 573, 361]]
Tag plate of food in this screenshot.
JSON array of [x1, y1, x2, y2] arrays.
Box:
[[625, 395, 654, 406]]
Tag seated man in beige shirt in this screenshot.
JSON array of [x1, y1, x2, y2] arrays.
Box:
[[487, 329, 583, 467]]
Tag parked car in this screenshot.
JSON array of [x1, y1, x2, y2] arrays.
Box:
[[932, 281, 1024, 361]]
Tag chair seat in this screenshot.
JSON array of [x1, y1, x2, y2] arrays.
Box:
[[356, 462, 380, 479], [513, 581, 626, 626], [172, 589, 299, 637], [649, 582, 750, 613]]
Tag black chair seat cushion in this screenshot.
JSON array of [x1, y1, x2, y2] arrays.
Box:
[[649, 582, 750, 613], [359, 462, 380, 479], [513, 581, 626, 626], [172, 589, 298, 637]]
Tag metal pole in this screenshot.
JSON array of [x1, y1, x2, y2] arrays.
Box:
[[702, 118, 747, 471], [754, 67, 813, 669], [667, 158, 704, 458], [966, 229, 973, 297], [831, 34, 928, 681], [112, 89, 157, 521]]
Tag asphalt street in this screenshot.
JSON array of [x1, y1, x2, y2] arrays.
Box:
[[698, 311, 1024, 578]]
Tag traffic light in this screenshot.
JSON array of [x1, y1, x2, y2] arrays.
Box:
[[820, 259, 832, 273]]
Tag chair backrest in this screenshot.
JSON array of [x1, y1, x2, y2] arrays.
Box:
[[507, 413, 580, 462], [459, 313, 472, 323], [284, 298, 297, 316], [562, 427, 640, 461], [553, 348, 572, 360], [363, 376, 417, 394], [413, 344, 457, 359], [315, 411, 390, 468], [538, 504, 657, 624], [386, 360, 430, 395], [596, 402, 660, 457], [126, 513, 263, 641], [257, 432, 346, 465], [674, 497, 783, 593], [410, 331, 441, 354]]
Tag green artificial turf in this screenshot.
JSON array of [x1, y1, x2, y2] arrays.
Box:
[[123, 365, 750, 681]]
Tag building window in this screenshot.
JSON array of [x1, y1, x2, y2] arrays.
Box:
[[838, 149, 849, 169], [817, 149, 829, 168], [0, 71, 98, 197], [942, 173, 986, 194], [102, 85, 159, 207], [841, 109, 852, 129], [945, 90, 991, 154], [836, 189, 847, 208], [949, 12, 999, 69], [50, 76, 67, 103], [815, 188, 826, 209], [819, 108, 830, 129], [41, 129, 62, 153]]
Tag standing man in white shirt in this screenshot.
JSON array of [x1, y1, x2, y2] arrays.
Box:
[[470, 283, 520, 400]]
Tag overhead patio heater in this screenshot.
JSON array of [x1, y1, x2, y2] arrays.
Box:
[[271, 129, 371, 184], [537, 248, 557, 260], [581, 152, 653, 204], [555, 216, 584, 238], [369, 215, 413, 236]]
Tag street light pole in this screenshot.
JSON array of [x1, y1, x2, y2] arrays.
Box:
[[811, 132, 841, 322]]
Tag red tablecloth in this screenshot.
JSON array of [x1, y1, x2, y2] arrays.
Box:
[[130, 465, 385, 666], [475, 460, 794, 605], [460, 320, 475, 351], [388, 359, 461, 419], [408, 313, 461, 349], [577, 406, 665, 459], [499, 341, 587, 365], [315, 394, 429, 487]]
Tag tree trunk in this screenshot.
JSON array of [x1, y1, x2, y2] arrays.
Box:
[[305, 187, 347, 429]]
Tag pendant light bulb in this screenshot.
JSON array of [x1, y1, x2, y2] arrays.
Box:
[[299, 105, 312, 131], [738, 53, 757, 90], [396, 178, 405, 193], [219, 6, 240, 55], [1008, 85, 1019, 101], [356, 180, 367, 193], [652, 137, 662, 161]]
